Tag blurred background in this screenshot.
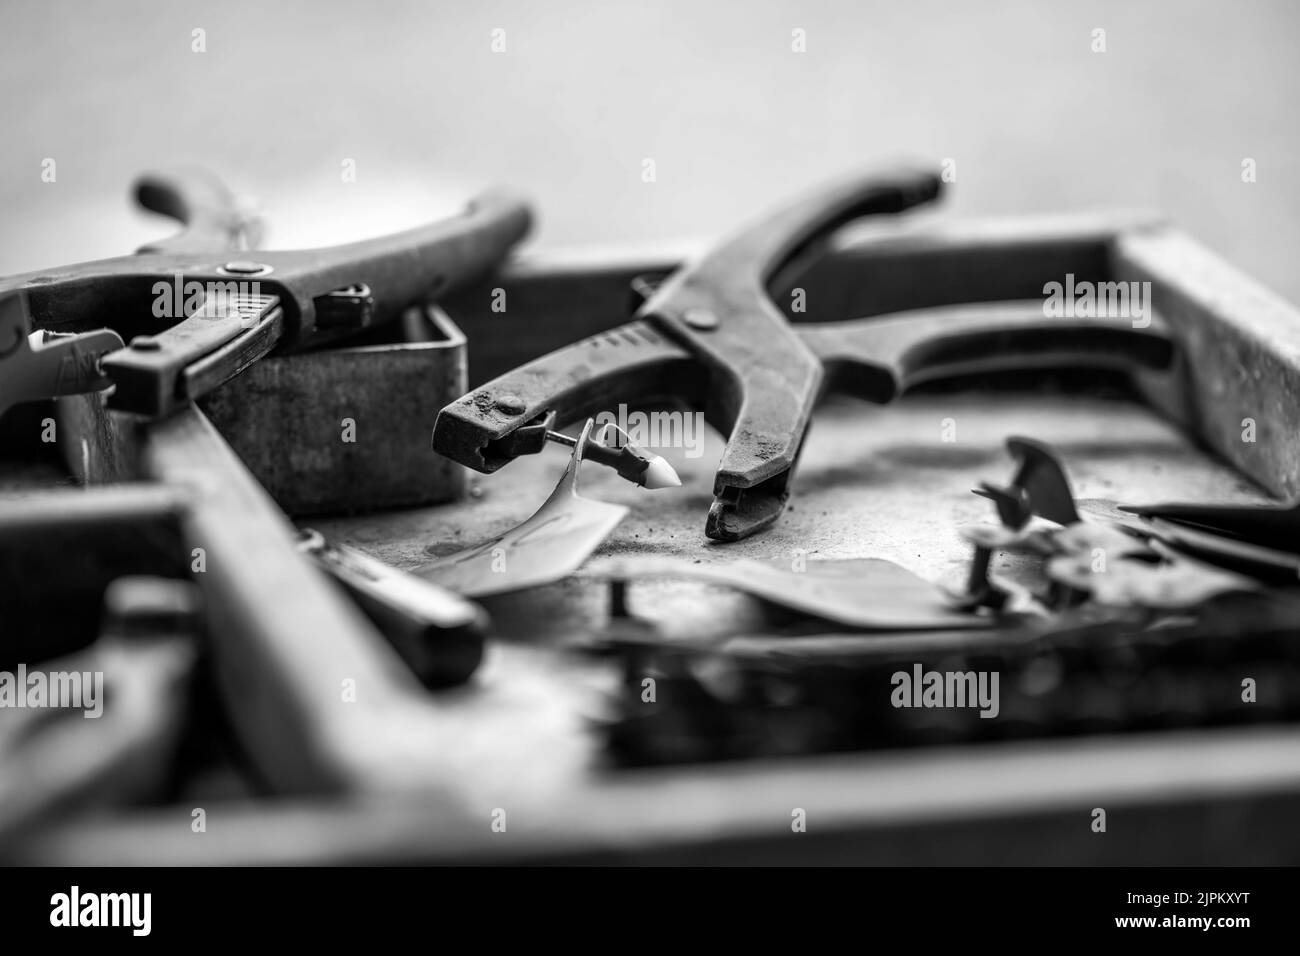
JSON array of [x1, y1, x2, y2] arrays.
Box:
[[1, 0, 1298, 302]]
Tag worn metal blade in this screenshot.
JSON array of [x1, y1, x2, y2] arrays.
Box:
[[417, 419, 629, 597]]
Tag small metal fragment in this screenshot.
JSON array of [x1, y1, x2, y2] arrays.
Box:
[[975, 436, 1080, 529], [416, 419, 630, 597], [1046, 542, 1260, 610]]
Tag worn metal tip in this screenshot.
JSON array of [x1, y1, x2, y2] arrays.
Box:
[[641, 455, 682, 490]]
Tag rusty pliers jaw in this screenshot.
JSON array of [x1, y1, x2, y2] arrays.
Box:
[[0, 294, 125, 419]]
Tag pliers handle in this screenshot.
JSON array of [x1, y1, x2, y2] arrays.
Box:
[[640, 167, 942, 537]]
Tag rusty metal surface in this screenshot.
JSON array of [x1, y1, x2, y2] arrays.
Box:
[[9, 387, 1289, 866], [1117, 226, 1300, 501], [320, 389, 1273, 659], [202, 306, 468, 515]]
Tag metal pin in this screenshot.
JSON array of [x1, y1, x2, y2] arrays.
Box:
[[544, 424, 681, 490]]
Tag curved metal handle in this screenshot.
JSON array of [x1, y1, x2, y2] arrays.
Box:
[[101, 186, 533, 415], [433, 320, 702, 472], [638, 165, 943, 539], [133, 168, 263, 255], [254, 187, 533, 338], [801, 302, 1175, 401]]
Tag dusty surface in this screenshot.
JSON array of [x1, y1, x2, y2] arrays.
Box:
[[320, 391, 1269, 634], [3, 0, 1298, 860], [309, 389, 1274, 798]]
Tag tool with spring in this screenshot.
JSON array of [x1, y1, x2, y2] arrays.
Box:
[[432, 165, 1175, 541], [0, 169, 532, 417]]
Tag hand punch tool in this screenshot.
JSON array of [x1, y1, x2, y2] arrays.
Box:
[[432, 165, 1175, 541], [0, 168, 532, 417]]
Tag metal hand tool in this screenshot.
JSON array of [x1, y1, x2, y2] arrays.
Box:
[[12, 203, 1300, 867], [11, 167, 530, 794], [0, 168, 532, 416], [296, 529, 486, 687], [433, 166, 1174, 541]]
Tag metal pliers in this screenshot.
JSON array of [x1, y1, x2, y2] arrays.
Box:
[[432, 165, 1174, 541], [0, 169, 532, 417]]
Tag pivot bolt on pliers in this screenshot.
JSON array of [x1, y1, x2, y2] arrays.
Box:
[[432, 164, 1175, 541], [0, 168, 533, 418]]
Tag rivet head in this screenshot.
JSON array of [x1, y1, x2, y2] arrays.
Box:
[[130, 335, 162, 351], [682, 308, 719, 330], [495, 394, 527, 415], [219, 260, 272, 277]]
